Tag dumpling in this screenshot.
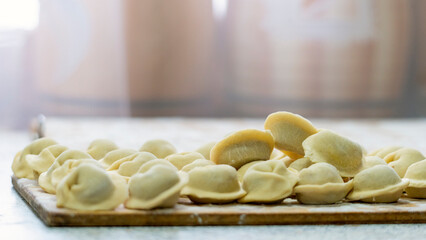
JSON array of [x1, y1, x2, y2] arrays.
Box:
[[12, 138, 58, 179], [270, 149, 286, 160], [288, 157, 313, 172], [125, 165, 188, 210], [38, 150, 94, 194], [139, 139, 177, 158], [237, 160, 263, 182], [363, 156, 387, 169], [86, 139, 118, 160], [181, 165, 246, 203], [294, 163, 353, 204], [166, 152, 205, 170], [137, 159, 178, 173], [404, 160, 426, 198], [100, 149, 137, 169], [264, 111, 318, 159], [347, 165, 409, 203], [238, 160, 298, 203], [368, 146, 402, 158], [180, 159, 215, 173], [113, 152, 157, 177], [383, 148, 425, 177], [302, 129, 364, 177], [210, 129, 274, 169], [195, 142, 216, 160], [26, 144, 68, 177], [56, 164, 128, 210]]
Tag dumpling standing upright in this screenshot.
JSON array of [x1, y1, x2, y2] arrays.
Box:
[[86, 139, 118, 160]]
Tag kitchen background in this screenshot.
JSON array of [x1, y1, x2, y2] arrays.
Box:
[[1, 0, 426, 130]]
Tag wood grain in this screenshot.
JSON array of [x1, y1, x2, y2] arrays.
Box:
[[12, 176, 426, 226]]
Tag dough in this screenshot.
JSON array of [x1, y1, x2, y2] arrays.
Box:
[[181, 165, 246, 203], [210, 129, 274, 169], [288, 157, 313, 172], [303, 129, 364, 177], [12, 138, 58, 179], [369, 146, 402, 159], [294, 163, 353, 204], [166, 152, 205, 170], [383, 148, 425, 177], [363, 156, 387, 169], [264, 111, 317, 157], [347, 165, 409, 203], [180, 159, 215, 172], [87, 139, 118, 160], [270, 149, 286, 160], [56, 164, 128, 210], [114, 152, 157, 177], [237, 161, 263, 182], [125, 165, 188, 210], [404, 160, 426, 198], [195, 142, 216, 160], [38, 150, 93, 194], [100, 149, 137, 169], [139, 139, 177, 158], [137, 159, 178, 174], [238, 160, 298, 203], [26, 144, 68, 176]]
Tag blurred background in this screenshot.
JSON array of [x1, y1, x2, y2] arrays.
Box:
[[1, 0, 426, 130]]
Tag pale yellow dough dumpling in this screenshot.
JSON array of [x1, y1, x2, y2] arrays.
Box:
[[302, 130, 364, 177], [264, 111, 317, 158], [56, 164, 128, 211], [139, 139, 177, 158], [12, 138, 58, 179], [288, 157, 313, 172], [86, 139, 118, 160], [181, 165, 246, 203], [237, 161, 263, 182], [368, 146, 402, 159], [109, 152, 157, 177], [195, 142, 216, 160], [180, 159, 215, 173], [166, 152, 205, 170], [137, 159, 178, 173], [383, 148, 425, 178], [26, 144, 68, 177], [125, 165, 188, 210], [404, 160, 426, 198], [238, 160, 298, 203], [294, 163, 353, 204], [363, 156, 387, 169], [210, 129, 274, 169], [347, 165, 409, 203], [38, 150, 94, 194], [100, 149, 137, 169]]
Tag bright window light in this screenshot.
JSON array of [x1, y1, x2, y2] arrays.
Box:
[[0, 0, 40, 30]]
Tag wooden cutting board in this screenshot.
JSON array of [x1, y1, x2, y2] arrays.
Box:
[[12, 176, 426, 226]]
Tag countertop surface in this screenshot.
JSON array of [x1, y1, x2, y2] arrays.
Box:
[[1, 117, 426, 240]]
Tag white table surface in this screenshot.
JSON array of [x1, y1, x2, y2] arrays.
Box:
[[1, 117, 426, 240]]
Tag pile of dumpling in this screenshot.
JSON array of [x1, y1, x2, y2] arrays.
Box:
[[11, 111, 426, 211]]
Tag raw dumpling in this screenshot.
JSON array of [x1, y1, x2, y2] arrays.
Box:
[[166, 152, 205, 170], [404, 160, 426, 198], [270, 149, 286, 160], [86, 139, 118, 160], [181, 165, 246, 203], [56, 164, 128, 210], [302, 130, 364, 177], [368, 146, 402, 159], [125, 165, 188, 210], [383, 148, 425, 178], [100, 149, 137, 169], [181, 159, 215, 173], [347, 165, 409, 203], [210, 129, 274, 169], [38, 150, 94, 194], [264, 111, 318, 158], [114, 152, 157, 177], [288, 157, 313, 172], [237, 160, 263, 182], [294, 163, 353, 204], [26, 144, 68, 177], [139, 139, 177, 158], [363, 156, 387, 169], [137, 159, 178, 173], [238, 160, 298, 203], [195, 142, 216, 160], [12, 138, 58, 179]]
